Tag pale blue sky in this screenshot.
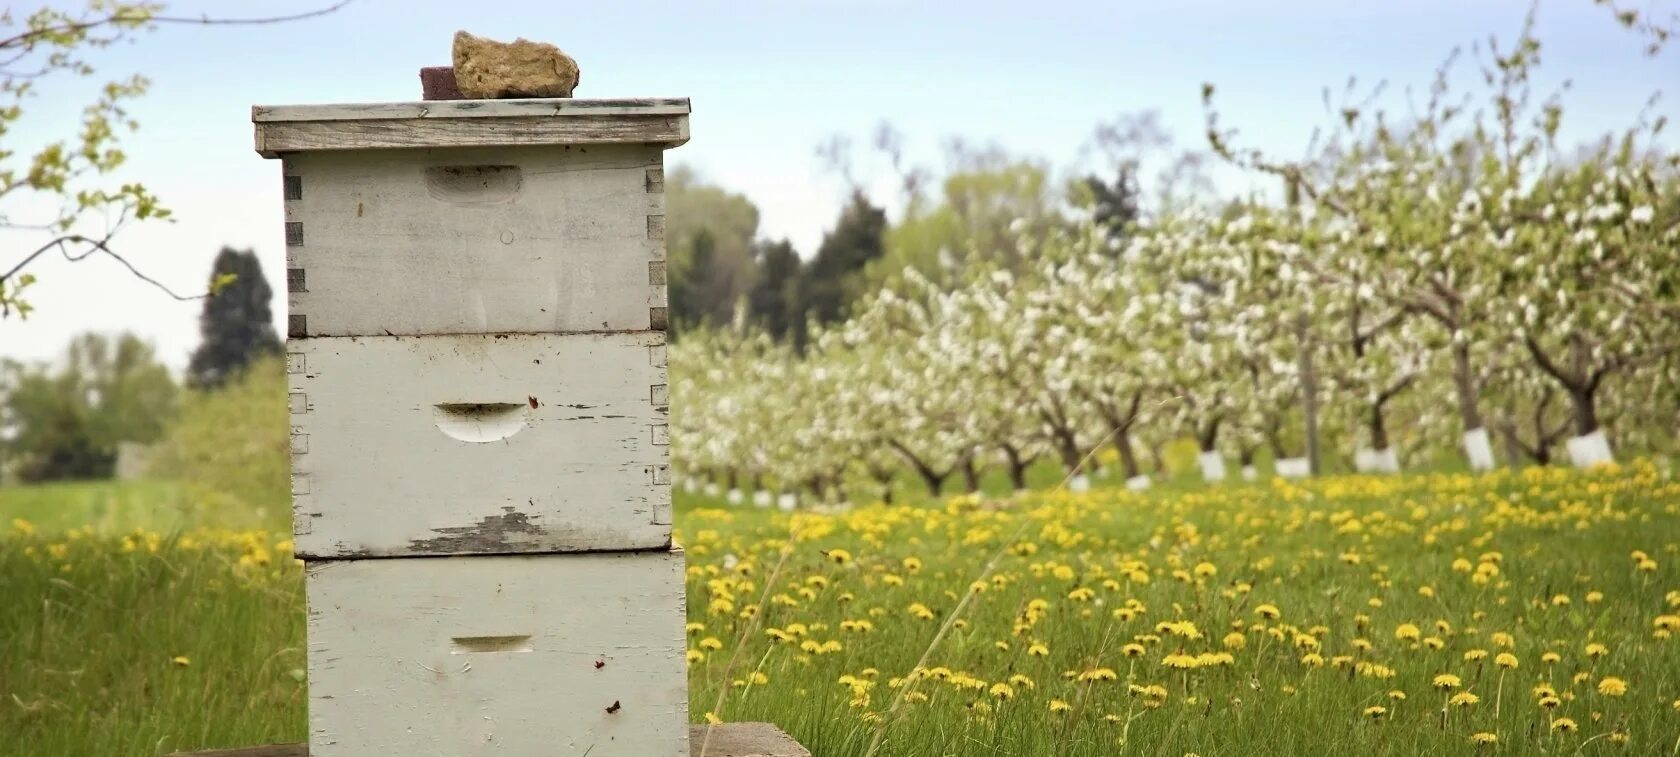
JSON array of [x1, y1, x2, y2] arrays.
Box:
[[4, 0, 1676, 369]]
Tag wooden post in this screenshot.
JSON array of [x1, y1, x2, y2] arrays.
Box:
[[255, 97, 690, 756]]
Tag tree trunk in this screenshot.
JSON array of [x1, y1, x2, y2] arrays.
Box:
[[1001, 444, 1032, 491], [959, 453, 981, 493], [1568, 386, 1599, 436], [1115, 427, 1141, 480], [1197, 416, 1222, 454], [1051, 427, 1082, 475], [1297, 313, 1321, 475], [1369, 400, 1390, 452], [1450, 341, 1484, 432]]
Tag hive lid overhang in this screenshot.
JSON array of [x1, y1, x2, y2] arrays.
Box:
[[252, 97, 690, 157]]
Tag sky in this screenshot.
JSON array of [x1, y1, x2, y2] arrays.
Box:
[[3, 0, 1677, 371]]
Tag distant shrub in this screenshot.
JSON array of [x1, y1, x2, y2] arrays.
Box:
[[148, 356, 288, 525]]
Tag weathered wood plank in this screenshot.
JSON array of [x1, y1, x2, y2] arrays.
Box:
[[253, 97, 691, 122], [282, 144, 667, 338], [288, 332, 671, 559], [302, 551, 688, 756], [169, 723, 808, 757], [256, 114, 688, 156]]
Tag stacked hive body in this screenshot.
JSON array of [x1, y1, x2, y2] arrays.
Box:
[[254, 98, 690, 757]]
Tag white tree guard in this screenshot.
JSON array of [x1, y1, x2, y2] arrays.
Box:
[[1068, 474, 1091, 493], [1275, 457, 1311, 478], [1567, 430, 1615, 468], [1463, 427, 1496, 471], [1125, 475, 1151, 491], [1198, 451, 1227, 483]]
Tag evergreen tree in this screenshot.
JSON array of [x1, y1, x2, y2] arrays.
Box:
[[748, 239, 800, 340], [187, 248, 280, 389], [796, 192, 887, 345]]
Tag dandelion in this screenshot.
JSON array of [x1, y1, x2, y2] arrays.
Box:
[[1597, 676, 1627, 697], [1048, 699, 1072, 713], [1449, 692, 1480, 707], [1463, 649, 1487, 662], [1541, 651, 1561, 665], [825, 549, 852, 565], [1495, 653, 1518, 669], [1254, 603, 1281, 620], [1584, 643, 1607, 658], [171, 656, 191, 668], [1432, 674, 1461, 690], [988, 682, 1015, 700], [1027, 642, 1049, 657], [1469, 732, 1497, 745], [1396, 623, 1422, 642], [1363, 705, 1386, 719], [1550, 717, 1577, 733]]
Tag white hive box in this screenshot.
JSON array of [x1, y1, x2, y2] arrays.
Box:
[[305, 550, 688, 757], [257, 96, 692, 757], [287, 331, 672, 558], [254, 98, 687, 338]]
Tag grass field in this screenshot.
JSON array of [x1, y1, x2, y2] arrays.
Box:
[[2, 464, 1677, 755]]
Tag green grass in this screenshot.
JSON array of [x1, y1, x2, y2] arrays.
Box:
[[2, 466, 1677, 755]]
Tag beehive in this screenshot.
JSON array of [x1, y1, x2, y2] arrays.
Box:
[[255, 97, 690, 756]]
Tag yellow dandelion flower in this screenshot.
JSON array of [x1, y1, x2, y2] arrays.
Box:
[[1469, 732, 1497, 745], [1495, 653, 1519, 669], [1550, 717, 1577, 733], [1048, 699, 1072, 712], [1432, 674, 1461, 690], [1597, 676, 1627, 697], [1449, 692, 1480, 707], [1363, 705, 1386, 719], [1584, 643, 1608, 659], [1395, 623, 1421, 642], [171, 656, 191, 668], [1027, 642, 1049, 657]]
